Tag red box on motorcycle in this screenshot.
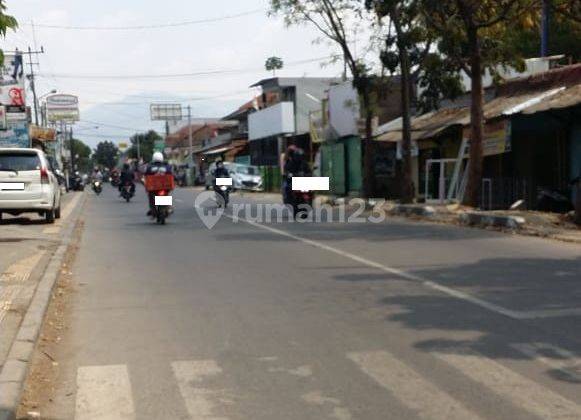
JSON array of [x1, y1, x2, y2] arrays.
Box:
[[144, 174, 175, 192]]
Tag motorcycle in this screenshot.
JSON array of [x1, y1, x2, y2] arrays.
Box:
[[290, 189, 313, 218], [92, 180, 102, 195], [121, 182, 135, 202], [144, 172, 174, 225], [215, 185, 231, 208], [283, 173, 314, 218], [69, 171, 84, 191]]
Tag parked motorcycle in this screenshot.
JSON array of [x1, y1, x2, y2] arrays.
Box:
[[92, 180, 102, 195], [537, 188, 573, 213], [69, 171, 84, 191], [121, 182, 135, 202]]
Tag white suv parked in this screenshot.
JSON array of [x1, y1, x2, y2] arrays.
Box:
[[0, 148, 62, 223]]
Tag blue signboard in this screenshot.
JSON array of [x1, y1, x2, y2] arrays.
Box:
[[0, 121, 30, 148]]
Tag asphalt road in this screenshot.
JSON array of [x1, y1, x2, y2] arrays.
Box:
[[30, 185, 581, 420]]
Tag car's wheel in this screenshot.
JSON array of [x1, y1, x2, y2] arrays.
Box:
[[45, 208, 55, 224], [55, 204, 61, 219], [0, 212, 3, 221]]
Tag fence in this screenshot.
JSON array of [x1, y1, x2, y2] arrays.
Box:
[[259, 166, 282, 192], [480, 177, 529, 210]]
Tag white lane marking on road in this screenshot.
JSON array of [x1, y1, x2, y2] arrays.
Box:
[[75, 365, 135, 420], [171, 360, 229, 420], [224, 214, 524, 320], [511, 342, 581, 382], [434, 348, 581, 419], [301, 390, 352, 420], [517, 307, 581, 319], [43, 192, 82, 234], [0, 252, 45, 323], [348, 351, 482, 420]]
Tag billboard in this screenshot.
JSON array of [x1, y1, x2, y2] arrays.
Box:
[[150, 103, 182, 121], [46, 94, 80, 122], [0, 53, 27, 119], [0, 121, 30, 148]]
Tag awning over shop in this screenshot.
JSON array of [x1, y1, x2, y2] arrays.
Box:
[[375, 108, 469, 142], [202, 146, 232, 156]]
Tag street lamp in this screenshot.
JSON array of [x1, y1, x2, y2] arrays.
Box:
[[38, 89, 57, 127]]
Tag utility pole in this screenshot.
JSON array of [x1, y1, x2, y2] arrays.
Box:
[[25, 46, 44, 126], [69, 125, 76, 173], [187, 105, 193, 184], [540, 0, 550, 57]]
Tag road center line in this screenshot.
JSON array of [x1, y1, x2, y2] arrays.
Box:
[[224, 214, 525, 320]]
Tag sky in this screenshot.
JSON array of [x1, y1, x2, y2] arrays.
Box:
[[2, 0, 357, 148]]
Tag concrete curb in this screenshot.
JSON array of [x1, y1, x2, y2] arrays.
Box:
[[391, 204, 436, 217], [0, 193, 86, 420], [459, 211, 526, 229]]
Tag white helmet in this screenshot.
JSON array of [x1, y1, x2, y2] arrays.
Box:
[[152, 151, 164, 163]]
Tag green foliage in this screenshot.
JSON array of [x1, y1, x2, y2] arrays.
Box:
[[507, 12, 581, 60], [127, 130, 161, 163], [0, 0, 18, 67], [70, 138, 92, 173], [421, 0, 534, 76], [93, 141, 119, 169], [265, 56, 284, 75]]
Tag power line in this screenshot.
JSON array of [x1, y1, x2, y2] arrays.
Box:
[[36, 56, 339, 80], [78, 119, 143, 131], [24, 9, 263, 31]]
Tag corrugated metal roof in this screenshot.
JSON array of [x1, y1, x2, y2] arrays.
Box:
[[376, 107, 469, 142], [377, 65, 581, 143]]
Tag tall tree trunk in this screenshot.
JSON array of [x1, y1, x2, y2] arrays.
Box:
[[361, 83, 375, 198], [394, 14, 414, 203], [464, 25, 485, 207]]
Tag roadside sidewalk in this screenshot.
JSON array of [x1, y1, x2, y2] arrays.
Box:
[[0, 191, 86, 420]]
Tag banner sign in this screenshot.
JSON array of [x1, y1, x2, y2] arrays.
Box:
[[46, 93, 80, 122], [0, 106, 6, 130], [29, 124, 57, 141], [0, 121, 30, 148], [0, 53, 26, 111], [462, 119, 511, 157]]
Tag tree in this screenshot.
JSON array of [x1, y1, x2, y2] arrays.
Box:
[[422, 0, 536, 207], [93, 141, 119, 169], [70, 138, 92, 173], [0, 0, 17, 66], [507, 2, 581, 59], [265, 56, 284, 76], [367, 0, 462, 202], [127, 130, 161, 163], [270, 0, 377, 197]]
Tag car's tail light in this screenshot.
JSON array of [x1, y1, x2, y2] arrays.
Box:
[[158, 190, 166, 196], [40, 167, 49, 185]]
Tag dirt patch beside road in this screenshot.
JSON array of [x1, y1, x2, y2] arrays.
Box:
[[16, 220, 84, 420]]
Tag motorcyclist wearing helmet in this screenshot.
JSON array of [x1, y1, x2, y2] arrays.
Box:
[[145, 152, 172, 216]]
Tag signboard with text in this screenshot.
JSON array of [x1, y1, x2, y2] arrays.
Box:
[[150, 103, 182, 121], [0, 121, 30, 148], [0, 53, 27, 121], [46, 94, 80, 122]]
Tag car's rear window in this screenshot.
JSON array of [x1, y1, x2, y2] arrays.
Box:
[[0, 153, 42, 171]]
